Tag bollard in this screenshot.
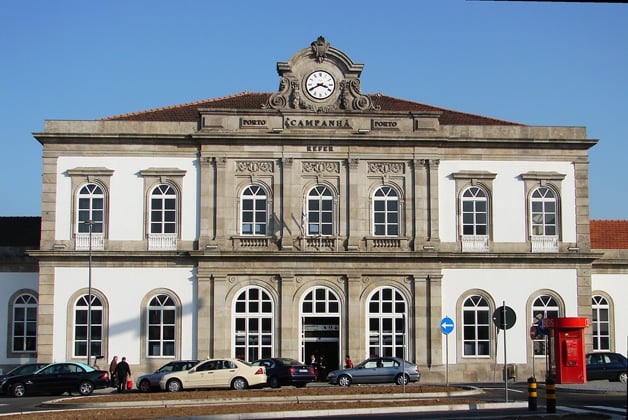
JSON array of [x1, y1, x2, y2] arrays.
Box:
[[527, 376, 537, 411], [545, 377, 556, 413]]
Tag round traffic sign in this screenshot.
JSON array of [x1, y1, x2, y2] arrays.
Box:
[[492, 306, 516, 330], [440, 316, 455, 335]]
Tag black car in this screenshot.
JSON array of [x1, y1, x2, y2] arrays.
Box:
[[586, 352, 627, 383], [0, 362, 111, 397], [0, 363, 48, 383], [251, 358, 316, 388]]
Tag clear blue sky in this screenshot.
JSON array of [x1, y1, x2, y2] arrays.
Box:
[[1, 0, 626, 219]]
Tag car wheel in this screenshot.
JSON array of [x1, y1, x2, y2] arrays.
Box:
[[166, 379, 182, 392], [79, 381, 94, 396], [231, 377, 248, 390], [139, 379, 151, 392], [337, 374, 351, 387], [395, 373, 409, 386], [269, 376, 280, 389], [619, 372, 627, 384], [11, 383, 26, 398]]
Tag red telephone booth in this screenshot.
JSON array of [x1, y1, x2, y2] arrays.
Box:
[[542, 317, 589, 384]]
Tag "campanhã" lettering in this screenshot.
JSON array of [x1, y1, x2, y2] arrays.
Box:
[[284, 118, 352, 129]]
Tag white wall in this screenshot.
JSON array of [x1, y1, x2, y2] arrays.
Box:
[[592, 274, 628, 357], [55, 156, 199, 241], [0, 272, 39, 365], [441, 268, 578, 365], [52, 266, 197, 364], [438, 161, 576, 243]]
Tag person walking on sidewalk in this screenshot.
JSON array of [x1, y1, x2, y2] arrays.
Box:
[[114, 356, 131, 392]]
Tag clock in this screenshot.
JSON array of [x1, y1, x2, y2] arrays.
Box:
[[306, 71, 335, 100]]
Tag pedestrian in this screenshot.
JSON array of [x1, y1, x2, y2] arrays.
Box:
[[318, 354, 326, 381], [109, 355, 119, 388], [310, 354, 319, 380], [114, 356, 131, 392], [344, 354, 353, 369]]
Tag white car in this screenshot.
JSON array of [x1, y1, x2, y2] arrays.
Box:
[[159, 358, 266, 391]]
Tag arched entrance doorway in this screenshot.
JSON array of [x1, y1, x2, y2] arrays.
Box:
[[300, 286, 341, 379]]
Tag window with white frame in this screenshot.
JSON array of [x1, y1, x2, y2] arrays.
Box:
[[307, 185, 334, 236], [241, 185, 268, 235], [530, 187, 558, 236], [77, 183, 105, 234], [462, 295, 490, 357], [147, 294, 176, 357], [12, 293, 37, 353], [150, 184, 177, 235], [234, 286, 273, 361], [373, 186, 399, 236], [531, 295, 560, 356], [73, 294, 103, 358], [367, 287, 407, 358], [592, 295, 610, 351], [461, 186, 488, 236], [302, 287, 340, 314]]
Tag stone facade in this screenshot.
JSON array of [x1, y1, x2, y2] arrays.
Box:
[[9, 37, 623, 383]]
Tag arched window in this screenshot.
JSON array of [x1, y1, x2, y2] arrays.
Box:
[[147, 294, 176, 357], [240, 185, 268, 235], [150, 184, 177, 235], [461, 186, 488, 236], [373, 186, 399, 236], [306, 185, 334, 236], [530, 187, 558, 236], [367, 287, 407, 358], [592, 295, 610, 351], [73, 294, 103, 358], [531, 295, 560, 356], [233, 287, 274, 361], [300, 286, 341, 367], [77, 183, 105, 234], [462, 295, 490, 357], [12, 293, 37, 353]]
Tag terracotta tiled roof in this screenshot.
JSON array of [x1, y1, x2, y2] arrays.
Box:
[[0, 217, 40, 247], [590, 220, 628, 249], [103, 91, 522, 126]]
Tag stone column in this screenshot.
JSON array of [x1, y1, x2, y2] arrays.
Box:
[[577, 264, 594, 352], [346, 158, 362, 250], [413, 160, 428, 247], [428, 159, 441, 243], [196, 267, 212, 359], [211, 275, 229, 357], [413, 273, 443, 369], [280, 158, 296, 250], [36, 262, 55, 363], [346, 275, 365, 360], [214, 157, 230, 249], [573, 159, 591, 252], [279, 275, 298, 359], [198, 154, 215, 248]]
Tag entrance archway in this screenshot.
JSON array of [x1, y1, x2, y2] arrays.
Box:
[[300, 286, 341, 379]]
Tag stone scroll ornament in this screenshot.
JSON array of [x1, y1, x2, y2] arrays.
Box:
[[264, 37, 379, 112]]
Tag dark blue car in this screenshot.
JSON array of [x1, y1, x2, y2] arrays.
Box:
[[251, 358, 316, 388], [586, 352, 627, 383]]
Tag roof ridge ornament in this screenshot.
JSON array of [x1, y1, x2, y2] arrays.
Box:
[[311, 36, 330, 63]]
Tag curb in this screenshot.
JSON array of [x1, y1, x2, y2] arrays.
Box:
[[41, 386, 484, 409]]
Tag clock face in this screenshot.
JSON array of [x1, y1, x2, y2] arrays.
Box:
[[306, 71, 335, 100]]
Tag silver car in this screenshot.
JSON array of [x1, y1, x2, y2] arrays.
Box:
[[136, 360, 198, 392], [327, 357, 421, 387]]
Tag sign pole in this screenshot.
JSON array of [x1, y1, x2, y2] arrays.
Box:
[[502, 301, 509, 403], [440, 316, 455, 387]]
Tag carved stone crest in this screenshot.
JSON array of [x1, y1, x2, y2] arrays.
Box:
[[311, 36, 330, 63]]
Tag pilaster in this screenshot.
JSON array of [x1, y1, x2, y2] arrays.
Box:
[[279, 275, 298, 358], [199, 154, 215, 248], [196, 269, 212, 359], [346, 275, 365, 360], [36, 262, 55, 363], [211, 275, 229, 357], [347, 158, 361, 250]]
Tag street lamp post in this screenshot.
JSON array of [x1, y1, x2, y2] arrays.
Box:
[[85, 220, 93, 366]]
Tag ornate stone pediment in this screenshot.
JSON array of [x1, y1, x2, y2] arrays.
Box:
[[264, 37, 379, 113]]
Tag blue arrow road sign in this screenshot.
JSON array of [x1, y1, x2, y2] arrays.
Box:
[[441, 316, 454, 335]]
